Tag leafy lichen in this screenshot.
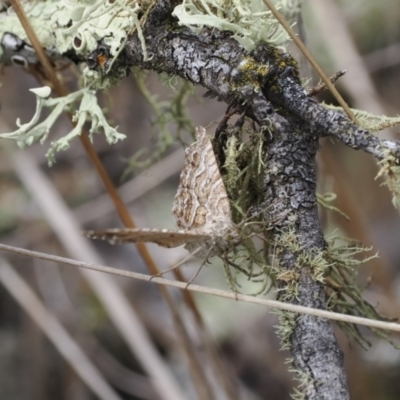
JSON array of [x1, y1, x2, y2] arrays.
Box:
[[0, 0, 156, 161], [172, 0, 301, 51], [0, 0, 155, 87], [0, 86, 125, 165]]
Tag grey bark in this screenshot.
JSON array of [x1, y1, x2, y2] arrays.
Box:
[[263, 112, 349, 400]]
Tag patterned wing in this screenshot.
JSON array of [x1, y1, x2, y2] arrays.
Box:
[[84, 228, 211, 248], [172, 126, 233, 233]]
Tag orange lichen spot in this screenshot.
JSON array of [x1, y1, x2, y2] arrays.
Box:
[[97, 54, 108, 68]]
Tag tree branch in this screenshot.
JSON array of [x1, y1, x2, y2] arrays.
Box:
[[118, 0, 400, 162], [263, 112, 349, 399]]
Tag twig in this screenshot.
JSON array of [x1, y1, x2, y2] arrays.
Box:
[[262, 0, 356, 121], [308, 70, 346, 97], [1, 242, 399, 334]]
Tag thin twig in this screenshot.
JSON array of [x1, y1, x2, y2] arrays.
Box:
[[308, 70, 346, 97], [262, 0, 356, 122], [1, 242, 400, 334]]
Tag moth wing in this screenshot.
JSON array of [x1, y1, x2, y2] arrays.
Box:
[[84, 228, 211, 248], [172, 126, 233, 230]]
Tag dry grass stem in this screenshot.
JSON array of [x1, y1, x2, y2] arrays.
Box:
[[0, 257, 123, 400], [75, 147, 185, 224], [1, 242, 400, 335], [262, 0, 356, 121], [8, 148, 187, 400]]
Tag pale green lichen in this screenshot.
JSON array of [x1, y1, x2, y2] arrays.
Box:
[[322, 235, 400, 349], [223, 135, 243, 194], [274, 311, 298, 350], [323, 104, 400, 132], [0, 0, 153, 87], [121, 70, 196, 177], [172, 0, 301, 51], [0, 0, 151, 161], [287, 357, 313, 400], [60, 0, 154, 87], [0, 1, 62, 60], [0, 86, 125, 164], [376, 150, 400, 207], [219, 125, 266, 222], [317, 192, 349, 221], [197, 124, 277, 295], [271, 228, 398, 349]]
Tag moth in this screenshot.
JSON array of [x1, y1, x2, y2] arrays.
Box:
[[85, 127, 240, 257]]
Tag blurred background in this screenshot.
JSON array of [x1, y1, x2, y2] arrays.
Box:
[[0, 0, 400, 399]]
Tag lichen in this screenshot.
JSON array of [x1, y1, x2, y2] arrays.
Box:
[[121, 70, 196, 177], [269, 227, 398, 349], [288, 361, 313, 400], [323, 235, 400, 349], [217, 124, 266, 221], [317, 192, 349, 221], [275, 312, 298, 349], [230, 56, 270, 92], [0, 0, 155, 87], [0, 0, 162, 160], [322, 104, 400, 132], [0, 1, 63, 61], [172, 0, 301, 51], [206, 122, 278, 295], [376, 149, 400, 207], [0, 86, 125, 165]]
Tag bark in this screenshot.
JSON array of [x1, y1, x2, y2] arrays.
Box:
[[118, 0, 400, 161], [263, 112, 349, 400]]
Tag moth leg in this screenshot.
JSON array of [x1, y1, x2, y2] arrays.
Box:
[[184, 246, 213, 290], [149, 246, 203, 280]]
